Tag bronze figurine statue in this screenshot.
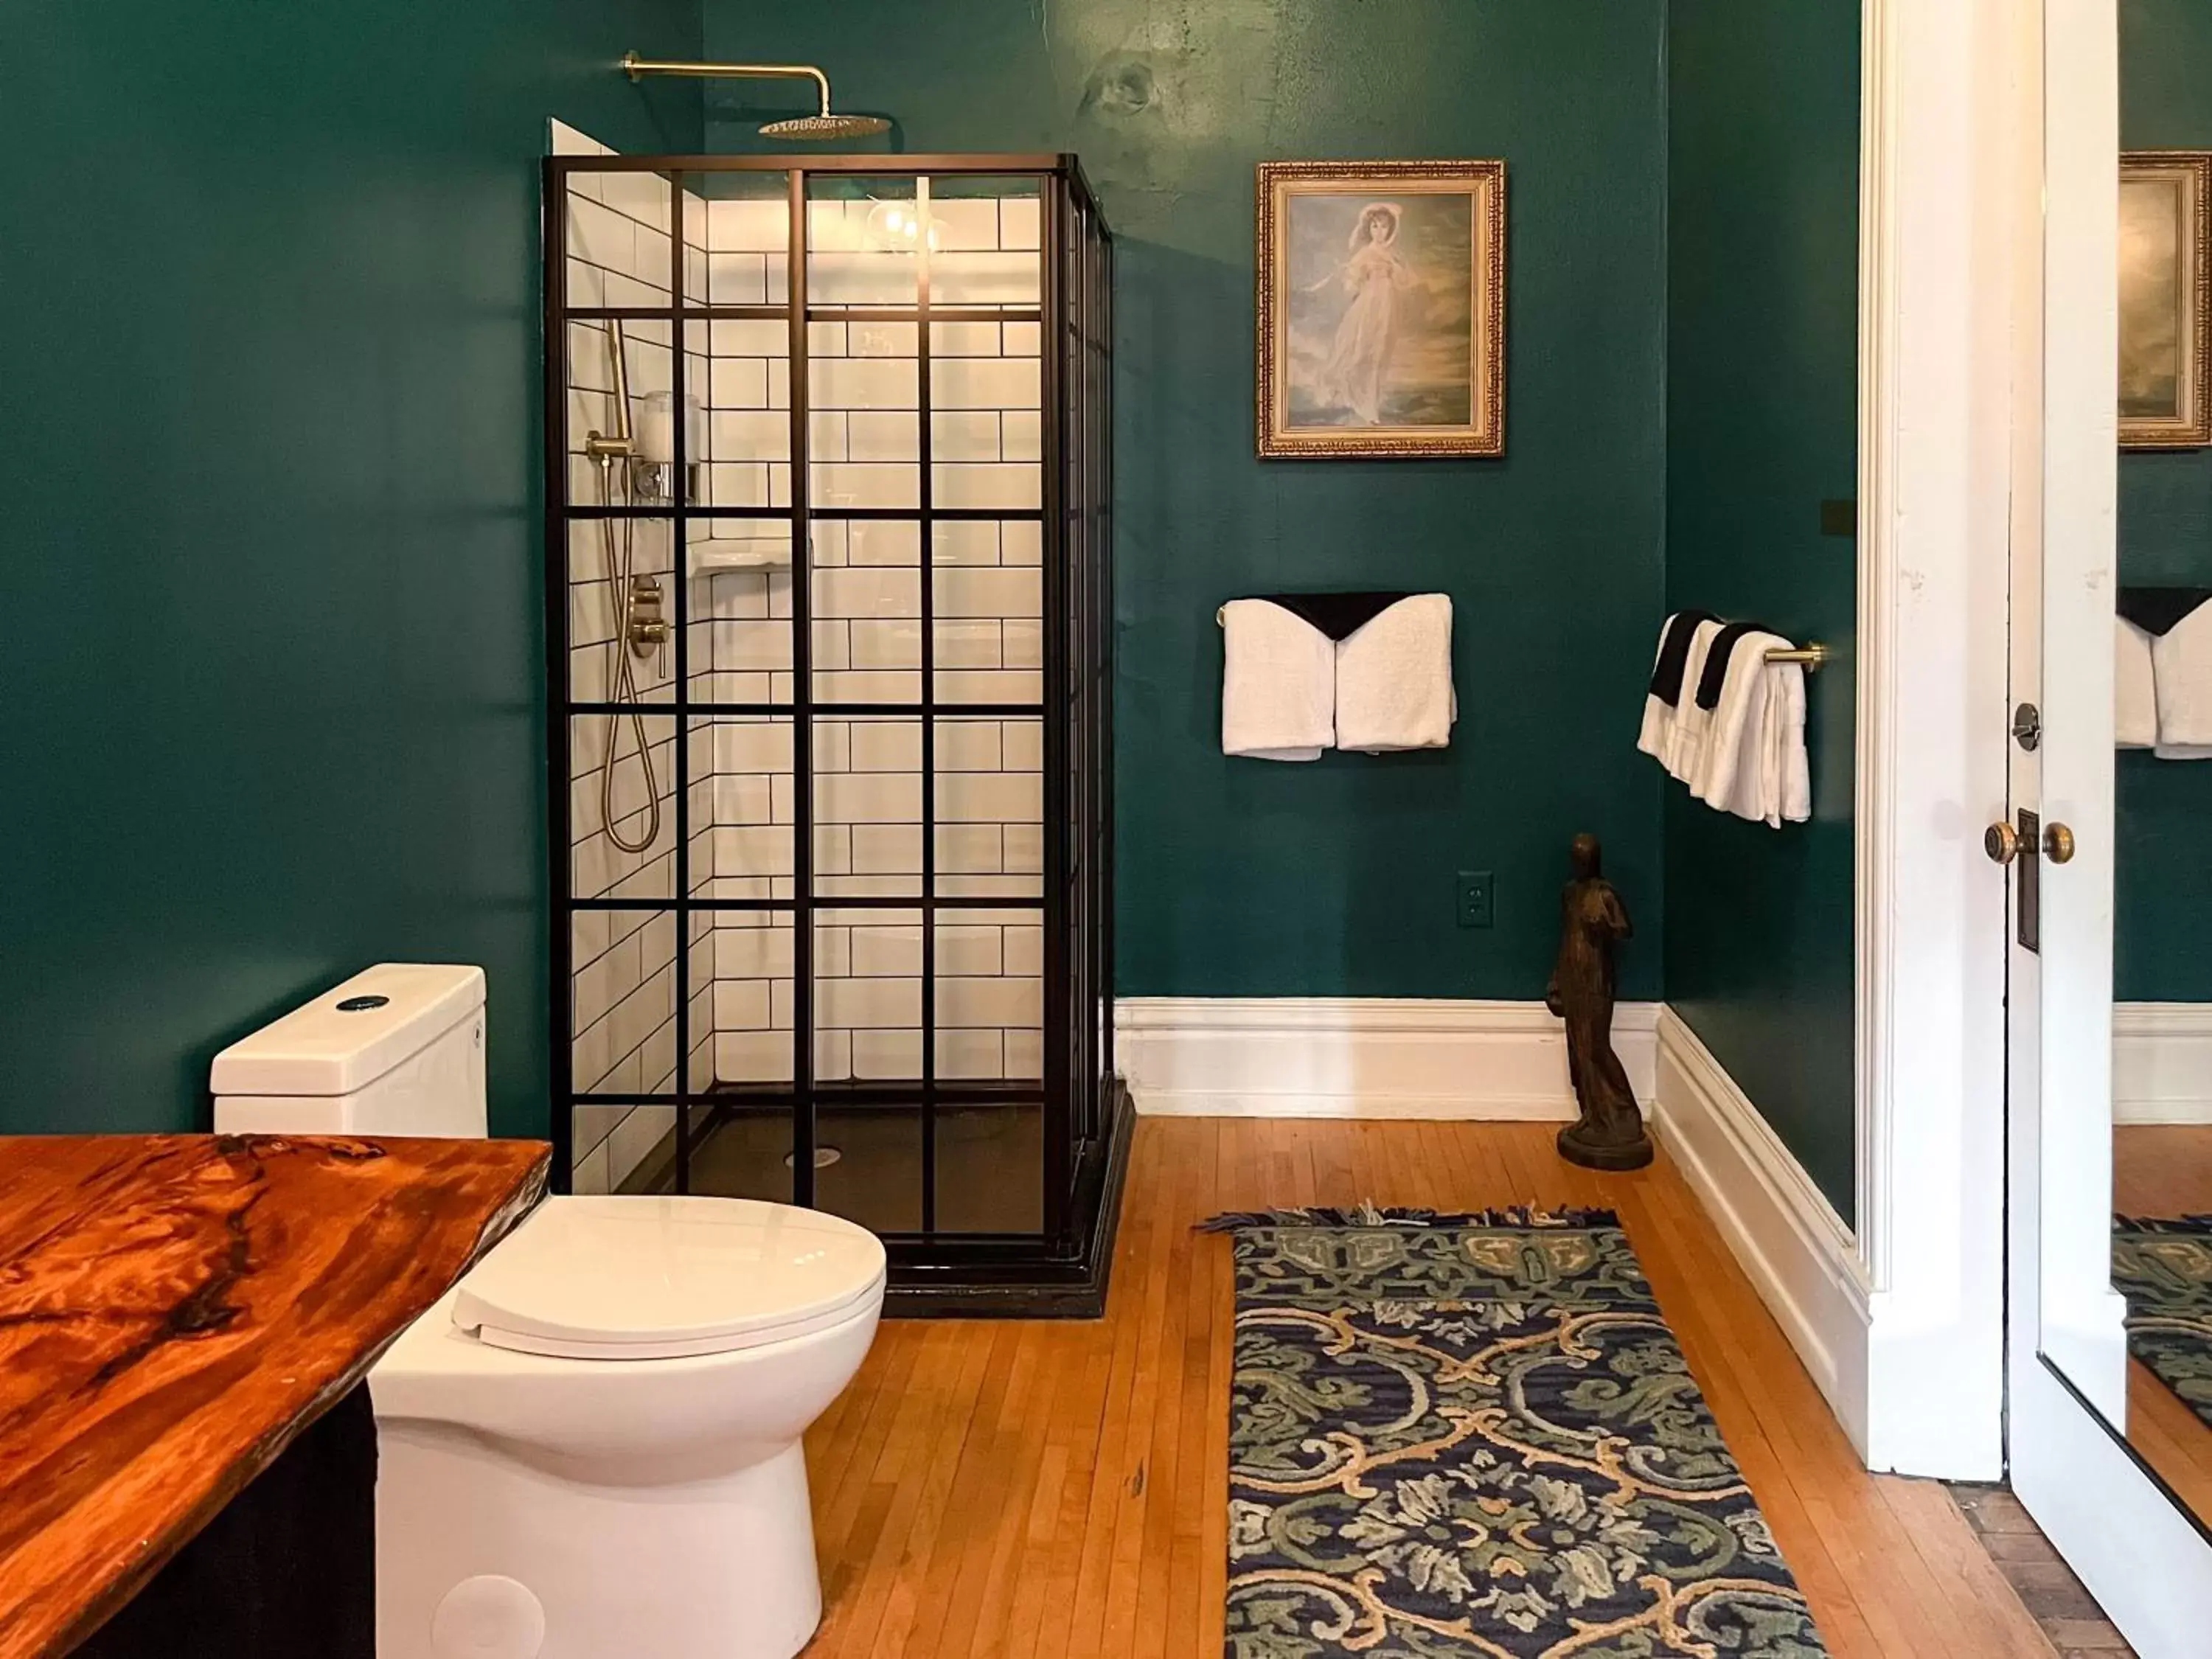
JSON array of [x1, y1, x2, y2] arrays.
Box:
[[1547, 833, 1653, 1171]]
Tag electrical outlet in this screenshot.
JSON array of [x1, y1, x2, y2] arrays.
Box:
[[1456, 870, 1494, 930]]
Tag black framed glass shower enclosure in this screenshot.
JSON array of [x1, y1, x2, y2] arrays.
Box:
[[544, 153, 1126, 1312]]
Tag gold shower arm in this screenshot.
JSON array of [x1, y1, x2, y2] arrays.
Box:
[[621, 54, 832, 107]]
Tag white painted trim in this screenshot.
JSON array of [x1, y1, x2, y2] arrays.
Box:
[[2113, 1003, 2212, 1124], [1114, 998, 1659, 1120], [1849, 0, 2014, 1479], [1652, 1010, 1872, 1454]]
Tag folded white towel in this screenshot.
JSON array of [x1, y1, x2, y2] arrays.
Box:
[[2118, 618, 2157, 749], [2154, 597, 2212, 758], [1335, 594, 1455, 752], [1637, 612, 1711, 764], [1220, 599, 1335, 761], [1662, 620, 1725, 783], [1766, 664, 1812, 826], [1695, 630, 1788, 815]]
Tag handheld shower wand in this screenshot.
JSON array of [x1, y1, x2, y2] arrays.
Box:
[[586, 320, 667, 858]]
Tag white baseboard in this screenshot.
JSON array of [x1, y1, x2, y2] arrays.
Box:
[[1649, 1007, 1873, 1457], [1114, 998, 1660, 1120], [2115, 1002, 2212, 1124]]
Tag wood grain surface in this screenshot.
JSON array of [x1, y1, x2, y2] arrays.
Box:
[[795, 1118, 2056, 1658], [0, 1133, 547, 1659]]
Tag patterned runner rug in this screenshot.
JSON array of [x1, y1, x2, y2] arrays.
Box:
[[1202, 1205, 1829, 1658], [2113, 1214, 2212, 1427]]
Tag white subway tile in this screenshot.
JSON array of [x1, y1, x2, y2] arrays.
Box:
[[936, 824, 1004, 874], [1002, 619, 1043, 669], [939, 975, 1043, 1029], [936, 771, 1041, 824], [815, 566, 920, 618], [931, 521, 1002, 567], [820, 976, 921, 1028], [717, 919, 794, 979], [935, 720, 1003, 771], [812, 462, 918, 508], [1001, 411, 1042, 462], [935, 567, 1040, 619], [849, 923, 923, 976], [851, 1027, 923, 1079], [710, 198, 788, 253], [1000, 198, 1041, 251], [571, 1140, 611, 1194], [930, 411, 1001, 462], [849, 720, 922, 771], [813, 669, 919, 703], [931, 251, 1040, 306], [1004, 824, 1043, 874], [717, 1030, 793, 1084], [1005, 1028, 1043, 1077], [935, 1029, 1006, 1079], [714, 978, 773, 1032], [849, 618, 923, 669], [816, 771, 922, 824], [813, 357, 917, 411], [1001, 720, 1043, 771], [933, 356, 1038, 411], [936, 669, 1042, 705], [928, 321, 1002, 357], [846, 411, 921, 462], [710, 357, 768, 410], [850, 824, 922, 875], [846, 520, 922, 568], [930, 198, 1001, 251], [931, 620, 1003, 669], [936, 925, 1003, 976]]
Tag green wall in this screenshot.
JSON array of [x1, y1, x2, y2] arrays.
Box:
[[2118, 0, 2212, 1001], [0, 4, 699, 1135], [1662, 1, 1862, 1219], [707, 0, 1671, 1002]]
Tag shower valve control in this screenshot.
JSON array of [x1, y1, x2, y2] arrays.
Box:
[[626, 575, 669, 668]]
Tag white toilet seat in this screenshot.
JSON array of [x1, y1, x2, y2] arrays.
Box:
[[453, 1195, 886, 1360]]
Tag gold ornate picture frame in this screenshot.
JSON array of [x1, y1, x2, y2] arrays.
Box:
[[1256, 159, 1506, 459], [2121, 150, 2212, 450]]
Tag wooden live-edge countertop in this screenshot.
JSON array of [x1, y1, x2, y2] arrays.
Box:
[[0, 1133, 549, 1659]]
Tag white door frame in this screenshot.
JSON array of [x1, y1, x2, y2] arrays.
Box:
[[1850, 0, 2014, 1478]]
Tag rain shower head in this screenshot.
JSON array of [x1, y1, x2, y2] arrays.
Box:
[[759, 111, 893, 140], [621, 55, 889, 142]]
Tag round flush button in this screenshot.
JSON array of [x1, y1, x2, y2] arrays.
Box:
[[335, 994, 390, 1012], [431, 1575, 546, 1658]]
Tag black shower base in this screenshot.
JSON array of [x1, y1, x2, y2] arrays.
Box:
[[617, 1077, 1133, 1319]]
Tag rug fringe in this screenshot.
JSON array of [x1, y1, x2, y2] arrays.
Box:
[[1194, 1203, 1620, 1234]]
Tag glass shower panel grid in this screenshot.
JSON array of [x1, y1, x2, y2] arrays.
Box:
[[550, 156, 1116, 1287]]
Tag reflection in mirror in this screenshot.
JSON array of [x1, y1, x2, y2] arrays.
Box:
[[2110, 2, 2212, 1533]]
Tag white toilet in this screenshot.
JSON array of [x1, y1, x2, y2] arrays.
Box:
[[212, 964, 885, 1659]]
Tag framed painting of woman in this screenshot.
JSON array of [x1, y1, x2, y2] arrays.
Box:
[[2120, 150, 2212, 450], [1255, 159, 1506, 459]]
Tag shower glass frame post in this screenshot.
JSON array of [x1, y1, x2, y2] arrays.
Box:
[[543, 153, 1127, 1314]]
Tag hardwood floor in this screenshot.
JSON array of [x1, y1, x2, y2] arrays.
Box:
[[2114, 1124, 2212, 1531], [798, 1118, 2053, 1658]]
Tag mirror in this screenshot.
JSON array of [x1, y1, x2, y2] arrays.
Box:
[[2106, 0, 2212, 1533]]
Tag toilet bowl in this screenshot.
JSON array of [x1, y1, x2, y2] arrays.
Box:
[[211, 964, 885, 1659]]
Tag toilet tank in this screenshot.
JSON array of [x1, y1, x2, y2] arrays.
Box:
[[211, 964, 487, 1138]]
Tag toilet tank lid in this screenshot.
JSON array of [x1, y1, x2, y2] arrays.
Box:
[[209, 964, 485, 1098]]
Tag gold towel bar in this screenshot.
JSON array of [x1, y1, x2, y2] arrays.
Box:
[[1213, 605, 1832, 672]]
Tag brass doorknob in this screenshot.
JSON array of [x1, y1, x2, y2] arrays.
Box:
[[2044, 821, 2076, 864], [1985, 821, 2020, 865]]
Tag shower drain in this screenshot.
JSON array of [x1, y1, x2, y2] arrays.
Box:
[[783, 1146, 843, 1169]]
